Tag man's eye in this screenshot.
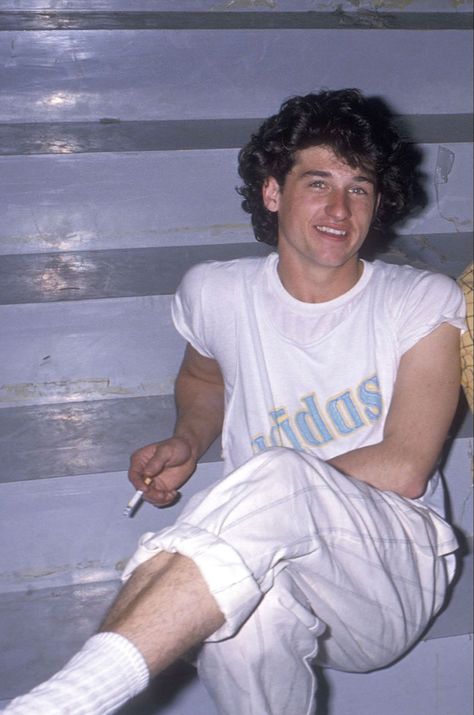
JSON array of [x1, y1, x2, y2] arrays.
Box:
[[350, 186, 368, 195], [310, 181, 326, 189]]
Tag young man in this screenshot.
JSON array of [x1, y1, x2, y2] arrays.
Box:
[[7, 90, 466, 715]]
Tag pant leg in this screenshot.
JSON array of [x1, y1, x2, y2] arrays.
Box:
[[122, 447, 455, 674], [196, 569, 324, 715]]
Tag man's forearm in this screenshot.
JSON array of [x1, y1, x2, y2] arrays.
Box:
[[329, 324, 461, 500], [173, 368, 225, 462], [328, 439, 435, 500]]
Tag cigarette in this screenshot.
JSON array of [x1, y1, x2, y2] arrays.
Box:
[[123, 477, 153, 518]]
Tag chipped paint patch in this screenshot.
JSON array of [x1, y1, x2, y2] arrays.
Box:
[[0, 378, 174, 406], [0, 561, 123, 593], [212, 0, 275, 8], [451, 0, 473, 8], [370, 0, 413, 9], [433, 145, 472, 233], [335, 7, 396, 27]]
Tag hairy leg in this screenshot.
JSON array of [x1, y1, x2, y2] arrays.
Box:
[[101, 551, 225, 675], [5, 552, 225, 714]]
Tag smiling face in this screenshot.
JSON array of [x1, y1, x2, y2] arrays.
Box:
[[262, 145, 380, 301]]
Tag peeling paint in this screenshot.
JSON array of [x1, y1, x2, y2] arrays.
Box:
[[212, 0, 275, 9], [0, 378, 130, 402], [0, 222, 253, 255], [344, 0, 414, 6], [0, 561, 123, 593], [370, 0, 413, 9], [433, 145, 469, 234], [0, 378, 175, 406], [335, 6, 396, 28]]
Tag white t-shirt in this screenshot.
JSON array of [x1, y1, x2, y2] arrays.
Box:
[[172, 253, 465, 514]]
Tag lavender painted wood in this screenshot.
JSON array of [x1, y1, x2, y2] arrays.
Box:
[[0, 396, 222, 483], [0, 144, 472, 256], [0, 236, 471, 307], [0, 394, 470, 484], [2, 115, 472, 157], [1, 10, 472, 31], [323, 635, 473, 715], [0, 463, 224, 593], [0, 255, 471, 422], [0, 296, 182, 407], [0, 244, 272, 305], [1, 30, 472, 122], [2, 1, 473, 12], [0, 149, 251, 255]]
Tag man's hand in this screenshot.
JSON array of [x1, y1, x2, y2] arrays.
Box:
[[129, 437, 198, 507], [128, 343, 225, 507]]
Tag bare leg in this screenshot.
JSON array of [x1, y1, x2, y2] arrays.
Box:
[[5, 551, 225, 714], [101, 551, 225, 675]]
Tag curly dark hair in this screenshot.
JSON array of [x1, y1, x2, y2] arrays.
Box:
[[237, 89, 418, 246]]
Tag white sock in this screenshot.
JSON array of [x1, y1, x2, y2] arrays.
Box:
[[5, 632, 150, 715]]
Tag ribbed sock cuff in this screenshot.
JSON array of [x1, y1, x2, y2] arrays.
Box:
[[5, 631, 150, 714], [83, 632, 150, 694]]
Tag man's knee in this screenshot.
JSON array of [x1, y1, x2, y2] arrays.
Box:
[[238, 446, 328, 495], [124, 550, 175, 586]]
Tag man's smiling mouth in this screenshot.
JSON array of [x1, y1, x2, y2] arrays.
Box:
[[315, 225, 347, 237]]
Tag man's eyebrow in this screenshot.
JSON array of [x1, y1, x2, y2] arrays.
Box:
[[300, 169, 376, 184]]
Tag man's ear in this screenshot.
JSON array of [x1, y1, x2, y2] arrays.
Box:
[[262, 177, 280, 213]]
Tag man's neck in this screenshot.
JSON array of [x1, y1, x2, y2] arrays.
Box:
[[276, 256, 363, 303]]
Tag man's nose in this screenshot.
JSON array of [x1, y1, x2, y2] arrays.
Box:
[[325, 190, 351, 220]]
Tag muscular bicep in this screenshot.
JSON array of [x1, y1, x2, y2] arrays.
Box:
[[383, 322, 461, 490], [177, 343, 225, 388]]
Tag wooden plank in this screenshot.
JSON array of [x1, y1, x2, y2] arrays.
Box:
[[385, 234, 473, 280], [0, 149, 250, 255], [1, 235, 472, 307], [0, 243, 272, 305], [0, 118, 262, 156], [1, 30, 472, 122], [0, 10, 472, 31], [0, 144, 472, 256], [0, 395, 222, 483], [0, 462, 224, 593], [0, 390, 470, 485], [2, 1, 472, 13], [0, 295, 182, 406], [1, 245, 472, 411], [1, 115, 472, 156]]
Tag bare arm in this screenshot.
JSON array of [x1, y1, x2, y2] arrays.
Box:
[[329, 323, 461, 499], [129, 343, 225, 506]]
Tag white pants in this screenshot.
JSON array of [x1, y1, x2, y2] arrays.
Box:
[[122, 448, 457, 715]]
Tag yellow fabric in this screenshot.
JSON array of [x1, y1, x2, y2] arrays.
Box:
[[458, 263, 473, 412]]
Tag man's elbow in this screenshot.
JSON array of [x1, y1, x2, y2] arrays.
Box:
[[395, 463, 431, 500], [399, 481, 427, 500]]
